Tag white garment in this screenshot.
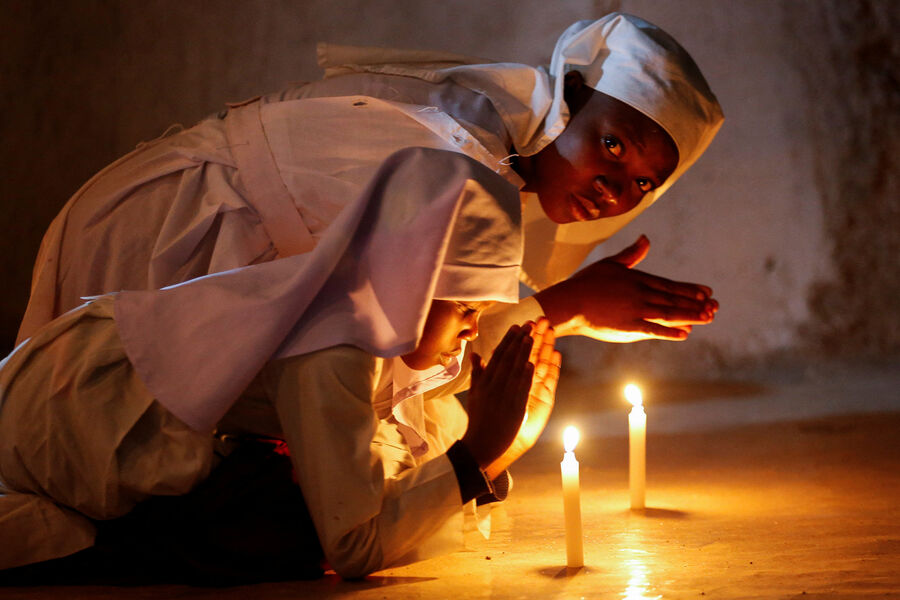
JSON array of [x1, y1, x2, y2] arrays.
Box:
[[19, 15, 724, 343], [0, 298, 474, 576], [0, 298, 214, 568], [264, 346, 473, 577], [114, 147, 520, 431], [16, 75, 525, 345], [390, 343, 466, 458]]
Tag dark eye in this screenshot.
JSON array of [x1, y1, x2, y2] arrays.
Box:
[[456, 302, 477, 316], [636, 178, 655, 193], [602, 135, 623, 157]]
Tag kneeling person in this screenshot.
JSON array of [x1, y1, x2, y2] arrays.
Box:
[[0, 149, 560, 582]]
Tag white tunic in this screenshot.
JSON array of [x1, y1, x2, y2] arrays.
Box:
[[0, 297, 475, 577], [16, 68, 592, 346]]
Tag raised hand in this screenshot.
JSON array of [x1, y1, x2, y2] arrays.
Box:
[[485, 317, 561, 479], [533, 235, 719, 342], [462, 323, 536, 471]]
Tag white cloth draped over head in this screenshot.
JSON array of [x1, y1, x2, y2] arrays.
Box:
[[114, 147, 523, 432], [317, 12, 723, 290], [534, 13, 725, 253]]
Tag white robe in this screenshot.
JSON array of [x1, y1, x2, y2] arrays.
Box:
[[0, 297, 476, 577], [17, 69, 593, 346]]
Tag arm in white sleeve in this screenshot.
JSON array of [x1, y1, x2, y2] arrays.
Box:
[[262, 345, 466, 579]]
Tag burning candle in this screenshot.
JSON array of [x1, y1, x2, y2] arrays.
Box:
[[560, 425, 584, 567], [625, 384, 646, 510]]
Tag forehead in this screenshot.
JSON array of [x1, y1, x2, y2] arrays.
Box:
[[580, 91, 679, 171], [460, 300, 494, 311]]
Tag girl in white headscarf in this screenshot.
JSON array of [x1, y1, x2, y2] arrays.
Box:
[[0, 148, 561, 582], [18, 12, 723, 357]]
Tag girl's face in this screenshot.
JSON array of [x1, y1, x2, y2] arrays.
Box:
[[519, 76, 679, 224], [401, 300, 493, 370]]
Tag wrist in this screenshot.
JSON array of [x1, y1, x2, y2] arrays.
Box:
[[447, 440, 494, 504], [459, 434, 490, 470], [533, 290, 581, 337], [484, 462, 505, 481]]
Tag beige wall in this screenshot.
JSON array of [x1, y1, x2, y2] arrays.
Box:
[[1, 1, 897, 374], [570, 0, 899, 379]]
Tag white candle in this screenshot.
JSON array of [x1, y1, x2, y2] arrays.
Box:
[[560, 425, 584, 568], [625, 384, 646, 510]]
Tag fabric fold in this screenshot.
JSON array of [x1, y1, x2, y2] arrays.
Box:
[[115, 147, 521, 431], [316, 12, 723, 290]]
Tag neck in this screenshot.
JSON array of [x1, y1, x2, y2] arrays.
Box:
[[509, 152, 536, 192]]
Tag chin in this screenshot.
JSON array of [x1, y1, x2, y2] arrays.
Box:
[[537, 192, 577, 225]]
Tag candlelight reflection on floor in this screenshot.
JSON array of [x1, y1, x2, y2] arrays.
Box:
[[621, 547, 661, 600], [4, 371, 899, 599]]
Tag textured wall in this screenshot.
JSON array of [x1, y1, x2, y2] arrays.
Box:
[[786, 0, 900, 359], [0, 0, 607, 354], [562, 0, 899, 379], [1, 1, 897, 373]]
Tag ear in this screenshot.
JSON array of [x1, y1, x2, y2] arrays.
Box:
[[562, 70, 589, 114], [563, 69, 586, 91]]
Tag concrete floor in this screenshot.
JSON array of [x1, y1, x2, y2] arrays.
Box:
[[3, 364, 899, 599]]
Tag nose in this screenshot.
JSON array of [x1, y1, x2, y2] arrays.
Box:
[[459, 315, 479, 342], [593, 175, 623, 205], [594, 175, 641, 214]]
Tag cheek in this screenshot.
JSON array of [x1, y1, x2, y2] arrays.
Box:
[[427, 315, 463, 349], [548, 130, 598, 186], [536, 190, 571, 224], [608, 193, 643, 218]]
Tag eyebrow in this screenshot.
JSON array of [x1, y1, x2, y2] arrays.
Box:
[[650, 162, 673, 188], [626, 122, 648, 153], [622, 123, 675, 187]]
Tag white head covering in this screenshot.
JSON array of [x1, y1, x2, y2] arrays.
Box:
[[544, 14, 723, 176], [316, 13, 723, 290], [519, 13, 724, 288], [114, 148, 522, 431], [114, 15, 723, 428]]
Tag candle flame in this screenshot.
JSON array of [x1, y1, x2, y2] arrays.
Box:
[[624, 383, 643, 407], [563, 426, 579, 452]]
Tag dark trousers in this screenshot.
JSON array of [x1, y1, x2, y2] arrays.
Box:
[[0, 439, 324, 586]]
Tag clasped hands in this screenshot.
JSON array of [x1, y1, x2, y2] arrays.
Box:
[[462, 318, 560, 480], [461, 235, 719, 478]]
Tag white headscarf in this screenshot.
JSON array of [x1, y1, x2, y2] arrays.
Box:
[[115, 148, 522, 431], [317, 13, 723, 290], [519, 13, 724, 288]]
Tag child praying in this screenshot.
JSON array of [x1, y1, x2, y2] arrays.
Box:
[[2, 11, 726, 585], [0, 149, 560, 583]]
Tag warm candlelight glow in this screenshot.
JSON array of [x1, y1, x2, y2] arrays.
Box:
[[626, 384, 647, 510], [563, 425, 579, 453], [624, 383, 643, 408], [623, 554, 661, 600], [560, 424, 583, 568]]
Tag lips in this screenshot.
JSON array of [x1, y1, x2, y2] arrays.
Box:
[[439, 347, 462, 367], [570, 193, 603, 221]]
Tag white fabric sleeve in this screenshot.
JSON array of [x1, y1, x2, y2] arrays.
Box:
[[420, 393, 468, 463], [262, 345, 465, 579]]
